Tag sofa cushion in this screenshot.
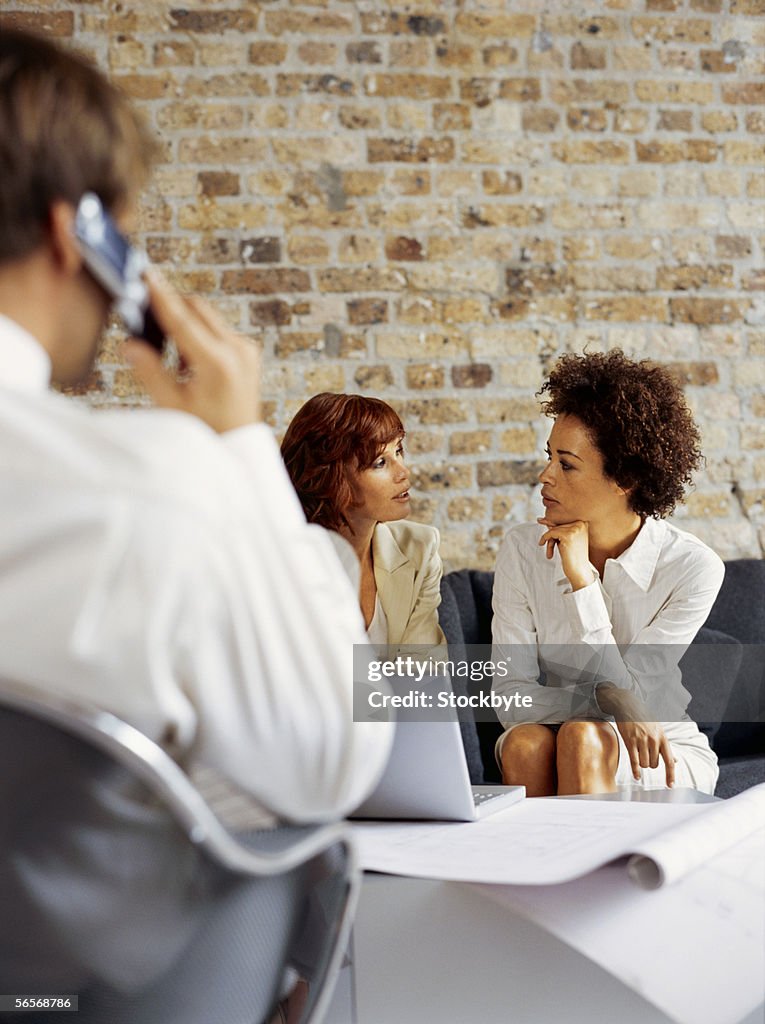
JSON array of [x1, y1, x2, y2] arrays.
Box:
[[680, 627, 743, 744], [715, 755, 765, 799]]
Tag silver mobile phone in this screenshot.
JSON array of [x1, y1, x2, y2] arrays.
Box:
[[73, 192, 165, 351]]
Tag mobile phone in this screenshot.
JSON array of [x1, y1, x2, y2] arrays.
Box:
[[73, 192, 165, 351]]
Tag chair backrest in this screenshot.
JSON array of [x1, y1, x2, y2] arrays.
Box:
[[0, 682, 357, 1024]]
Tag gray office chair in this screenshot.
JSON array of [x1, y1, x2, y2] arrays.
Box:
[[0, 681, 359, 1024]]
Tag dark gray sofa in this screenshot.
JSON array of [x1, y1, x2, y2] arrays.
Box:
[[439, 559, 765, 798]]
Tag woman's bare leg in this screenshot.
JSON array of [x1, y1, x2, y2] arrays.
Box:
[[499, 724, 557, 797], [555, 720, 619, 795]]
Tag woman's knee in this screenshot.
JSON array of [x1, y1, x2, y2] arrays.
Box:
[[501, 724, 556, 767], [557, 720, 617, 767]]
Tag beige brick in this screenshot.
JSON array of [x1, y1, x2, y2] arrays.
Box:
[[614, 109, 650, 133], [318, 267, 407, 293], [522, 107, 561, 133], [249, 41, 288, 65], [348, 299, 388, 326], [634, 81, 714, 104], [471, 326, 553, 358], [462, 204, 543, 229], [287, 236, 330, 265], [272, 137, 362, 167], [722, 84, 765, 104], [492, 494, 531, 522], [303, 365, 346, 393], [550, 79, 631, 105], [448, 497, 487, 522], [605, 236, 658, 259], [368, 137, 455, 163], [703, 169, 742, 196], [409, 464, 473, 491], [181, 73, 270, 99], [670, 298, 750, 324], [573, 266, 655, 292], [495, 295, 577, 323], [583, 297, 667, 322], [1, 9, 74, 35], [377, 331, 469, 359], [637, 202, 720, 229], [724, 141, 765, 165], [450, 431, 492, 456], [391, 39, 434, 68], [571, 169, 615, 197], [715, 236, 752, 259], [701, 110, 739, 132], [297, 41, 337, 65], [428, 236, 473, 262], [631, 17, 713, 42], [397, 297, 442, 325], [406, 364, 446, 390], [391, 169, 431, 196], [408, 262, 500, 293], [455, 13, 536, 37], [265, 10, 353, 34], [476, 398, 541, 424], [365, 74, 451, 100], [552, 140, 630, 164], [272, 331, 323, 358], [435, 170, 480, 196], [562, 235, 602, 260], [728, 203, 765, 228], [178, 137, 268, 164], [387, 103, 430, 133], [552, 202, 635, 230], [499, 427, 538, 453], [657, 264, 734, 290], [541, 15, 619, 37], [339, 106, 383, 131], [295, 103, 334, 132], [684, 492, 732, 517], [276, 74, 355, 98], [671, 235, 711, 262], [613, 46, 653, 71], [478, 460, 544, 487]]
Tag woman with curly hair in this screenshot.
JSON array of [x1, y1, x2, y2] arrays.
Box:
[[281, 393, 445, 647], [492, 349, 724, 795]]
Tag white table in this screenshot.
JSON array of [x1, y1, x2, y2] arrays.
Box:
[[326, 790, 763, 1024]]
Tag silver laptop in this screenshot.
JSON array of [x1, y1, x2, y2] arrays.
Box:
[[351, 718, 525, 822]]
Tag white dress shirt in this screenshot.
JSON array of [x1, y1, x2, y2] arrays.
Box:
[[0, 315, 391, 823], [492, 518, 725, 729]]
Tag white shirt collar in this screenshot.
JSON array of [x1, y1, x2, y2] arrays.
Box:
[[0, 314, 52, 392], [551, 515, 666, 593], [614, 516, 666, 591]]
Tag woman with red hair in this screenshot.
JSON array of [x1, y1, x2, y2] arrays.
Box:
[[281, 393, 445, 647]]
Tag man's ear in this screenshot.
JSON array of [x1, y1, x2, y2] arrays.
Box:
[[48, 200, 83, 277]]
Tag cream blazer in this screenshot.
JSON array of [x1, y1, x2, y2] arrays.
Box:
[[372, 520, 446, 648]]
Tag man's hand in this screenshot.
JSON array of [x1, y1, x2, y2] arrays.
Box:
[[597, 683, 676, 787], [122, 270, 261, 434], [537, 516, 594, 591]]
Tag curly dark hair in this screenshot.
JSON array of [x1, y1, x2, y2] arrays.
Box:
[[281, 393, 404, 533], [538, 350, 702, 519]]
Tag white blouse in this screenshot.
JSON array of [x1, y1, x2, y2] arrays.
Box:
[[491, 518, 725, 729]]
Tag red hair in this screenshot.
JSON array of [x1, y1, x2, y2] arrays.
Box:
[[281, 393, 405, 532]]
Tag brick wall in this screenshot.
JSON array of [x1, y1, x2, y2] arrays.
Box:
[[4, 0, 765, 568]]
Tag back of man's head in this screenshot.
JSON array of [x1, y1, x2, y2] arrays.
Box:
[[0, 29, 155, 265]]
